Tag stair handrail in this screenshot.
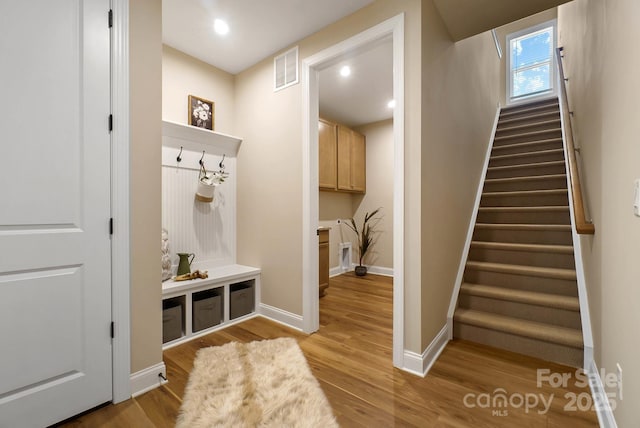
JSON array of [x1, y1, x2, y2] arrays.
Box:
[[555, 47, 595, 235]]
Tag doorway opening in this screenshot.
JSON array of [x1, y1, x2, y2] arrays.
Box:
[[301, 14, 405, 367]]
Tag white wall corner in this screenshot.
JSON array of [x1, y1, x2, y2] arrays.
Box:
[[401, 325, 449, 377], [259, 304, 304, 332], [588, 359, 618, 428], [329, 266, 344, 277], [130, 362, 167, 398]]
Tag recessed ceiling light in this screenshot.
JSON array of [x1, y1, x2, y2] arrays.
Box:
[[387, 99, 396, 109], [339, 66, 351, 77], [214, 19, 229, 36]]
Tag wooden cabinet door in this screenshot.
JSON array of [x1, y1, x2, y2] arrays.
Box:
[[351, 131, 366, 193], [318, 230, 330, 297], [337, 125, 352, 191], [318, 119, 337, 190]]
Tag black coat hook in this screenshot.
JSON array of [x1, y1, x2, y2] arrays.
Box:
[[176, 146, 183, 163], [219, 154, 226, 169], [199, 151, 205, 167]]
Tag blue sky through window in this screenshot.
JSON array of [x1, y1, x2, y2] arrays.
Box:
[[510, 27, 553, 98]]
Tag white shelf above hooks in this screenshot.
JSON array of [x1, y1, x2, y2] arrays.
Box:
[[162, 120, 242, 155]]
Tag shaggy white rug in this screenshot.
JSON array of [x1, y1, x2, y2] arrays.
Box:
[[176, 337, 338, 428]]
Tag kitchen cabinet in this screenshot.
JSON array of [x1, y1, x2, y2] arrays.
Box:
[[319, 119, 338, 190], [320, 119, 365, 193], [318, 228, 330, 297]]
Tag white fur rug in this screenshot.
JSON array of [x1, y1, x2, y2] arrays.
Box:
[[176, 338, 338, 428]]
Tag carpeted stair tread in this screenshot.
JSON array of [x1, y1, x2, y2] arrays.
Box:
[[492, 138, 563, 153], [478, 206, 569, 213], [474, 223, 571, 232], [465, 261, 577, 280], [494, 128, 562, 143], [470, 240, 573, 254], [485, 174, 567, 185], [496, 119, 561, 134], [498, 111, 560, 127], [490, 149, 564, 163], [460, 283, 580, 311], [500, 101, 560, 118], [488, 160, 565, 172], [454, 309, 583, 348], [482, 189, 568, 198]]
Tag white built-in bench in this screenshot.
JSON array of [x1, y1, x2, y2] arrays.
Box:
[[161, 264, 261, 349]]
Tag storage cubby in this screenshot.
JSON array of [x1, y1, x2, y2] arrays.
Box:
[[161, 264, 260, 349], [230, 280, 255, 320], [192, 288, 223, 332], [162, 296, 185, 344]]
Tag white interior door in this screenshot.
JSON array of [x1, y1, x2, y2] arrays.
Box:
[[0, 1, 112, 426]]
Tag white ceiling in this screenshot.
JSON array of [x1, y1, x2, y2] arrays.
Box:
[[162, 0, 375, 74], [319, 38, 393, 127]]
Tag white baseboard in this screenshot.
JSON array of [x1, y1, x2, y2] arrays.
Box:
[[130, 362, 167, 398], [401, 325, 449, 377], [588, 359, 618, 428], [259, 303, 304, 331], [329, 266, 343, 277]]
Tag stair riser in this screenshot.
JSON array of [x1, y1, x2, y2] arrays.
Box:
[[480, 193, 569, 207], [486, 163, 566, 179], [477, 210, 570, 225], [494, 130, 563, 146], [472, 228, 573, 245], [463, 269, 578, 296], [497, 112, 560, 129], [453, 323, 583, 367], [495, 122, 562, 138], [458, 295, 582, 329], [468, 248, 575, 269], [489, 151, 565, 167], [500, 102, 560, 118], [492, 140, 563, 156], [483, 177, 567, 192]]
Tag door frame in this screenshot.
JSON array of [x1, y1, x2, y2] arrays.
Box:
[[301, 14, 405, 367], [111, 0, 131, 403]]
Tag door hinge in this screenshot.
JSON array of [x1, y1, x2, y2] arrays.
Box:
[[109, 218, 114, 235], [108, 9, 113, 28], [110, 321, 115, 339], [108, 114, 113, 132]]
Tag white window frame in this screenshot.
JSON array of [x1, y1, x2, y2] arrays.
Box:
[[506, 19, 557, 105]]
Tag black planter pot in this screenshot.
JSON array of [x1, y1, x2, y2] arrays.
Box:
[[354, 265, 367, 276]]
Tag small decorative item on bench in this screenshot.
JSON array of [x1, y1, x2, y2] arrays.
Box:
[[174, 270, 209, 282], [195, 155, 229, 203], [176, 252, 195, 276], [161, 229, 172, 281]]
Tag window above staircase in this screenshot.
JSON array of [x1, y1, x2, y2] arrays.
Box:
[[507, 20, 557, 104]]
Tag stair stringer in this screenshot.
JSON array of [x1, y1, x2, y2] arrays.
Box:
[[447, 104, 501, 339], [558, 91, 594, 371]]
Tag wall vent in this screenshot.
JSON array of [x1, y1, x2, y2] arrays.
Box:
[[274, 46, 299, 92]]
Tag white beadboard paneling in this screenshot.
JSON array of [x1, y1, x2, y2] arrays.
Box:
[[162, 149, 237, 272]]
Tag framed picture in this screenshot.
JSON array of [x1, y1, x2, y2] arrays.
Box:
[[188, 95, 215, 130]]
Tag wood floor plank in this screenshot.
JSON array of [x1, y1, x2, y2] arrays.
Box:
[[60, 272, 598, 427]]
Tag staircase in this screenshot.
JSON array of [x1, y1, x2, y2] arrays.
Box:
[[453, 97, 584, 367]]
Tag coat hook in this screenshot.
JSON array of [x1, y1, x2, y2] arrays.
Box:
[[199, 151, 205, 167], [176, 146, 183, 163], [219, 154, 226, 169]]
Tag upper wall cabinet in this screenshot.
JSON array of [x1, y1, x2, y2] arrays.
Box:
[[319, 119, 366, 194]]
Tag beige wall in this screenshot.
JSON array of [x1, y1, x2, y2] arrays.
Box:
[[319, 119, 395, 271], [558, 1, 640, 424], [129, 0, 163, 373], [495, 8, 558, 105], [420, 0, 501, 348], [353, 120, 394, 269], [162, 45, 236, 135], [235, 0, 424, 351]]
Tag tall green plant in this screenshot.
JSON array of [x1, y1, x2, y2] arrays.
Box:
[[344, 208, 382, 267]]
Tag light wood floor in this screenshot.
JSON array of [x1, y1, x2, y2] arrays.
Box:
[[61, 273, 598, 427]]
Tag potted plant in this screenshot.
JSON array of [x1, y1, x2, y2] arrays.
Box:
[[344, 208, 381, 276]]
